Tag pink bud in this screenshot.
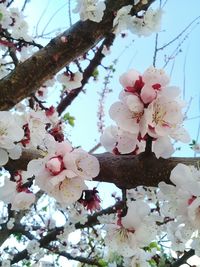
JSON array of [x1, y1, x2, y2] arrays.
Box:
[[46, 156, 64, 175]]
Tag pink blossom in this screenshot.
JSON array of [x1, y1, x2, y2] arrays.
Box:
[[119, 69, 144, 94], [45, 156, 64, 175], [26, 140, 99, 205]]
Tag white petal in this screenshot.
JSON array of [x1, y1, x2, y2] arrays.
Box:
[[0, 148, 9, 166], [0, 178, 16, 203], [153, 136, 174, 159], [7, 145, 22, 160], [100, 126, 118, 152]]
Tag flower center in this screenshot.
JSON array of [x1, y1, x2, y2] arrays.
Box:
[[0, 126, 7, 136], [152, 104, 168, 127], [132, 111, 143, 123], [46, 156, 65, 175]]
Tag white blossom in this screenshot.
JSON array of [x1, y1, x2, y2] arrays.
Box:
[[1, 260, 11, 267], [26, 240, 40, 254], [109, 94, 144, 134], [57, 71, 83, 92], [26, 140, 99, 205], [100, 125, 138, 154], [0, 4, 12, 29], [105, 201, 156, 257], [73, 0, 105, 23], [0, 112, 24, 166], [7, 218, 15, 230], [113, 5, 132, 34], [11, 192, 35, 210], [130, 8, 163, 37], [159, 164, 200, 230]]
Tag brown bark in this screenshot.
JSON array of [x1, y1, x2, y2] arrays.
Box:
[[0, 0, 155, 111], [6, 150, 200, 189]]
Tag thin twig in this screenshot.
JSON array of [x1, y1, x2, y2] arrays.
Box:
[[171, 250, 194, 267], [157, 16, 200, 51]]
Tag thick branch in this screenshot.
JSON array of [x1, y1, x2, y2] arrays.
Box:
[[5, 151, 200, 189], [94, 152, 200, 188], [0, 0, 155, 111]]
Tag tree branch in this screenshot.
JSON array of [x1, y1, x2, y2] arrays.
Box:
[[0, 0, 155, 111], [171, 250, 195, 267], [9, 201, 124, 265], [56, 33, 115, 115], [5, 150, 200, 189]]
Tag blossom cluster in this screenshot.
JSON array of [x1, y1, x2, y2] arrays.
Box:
[[73, 1, 162, 38], [101, 66, 190, 158], [0, 107, 62, 166], [0, 107, 100, 210], [25, 137, 99, 206], [57, 71, 83, 92], [105, 200, 157, 264], [0, 2, 31, 42], [158, 163, 200, 255], [113, 6, 163, 36], [73, 0, 106, 23]]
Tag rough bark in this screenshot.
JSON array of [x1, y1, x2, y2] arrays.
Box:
[[5, 150, 200, 189], [0, 0, 155, 111]]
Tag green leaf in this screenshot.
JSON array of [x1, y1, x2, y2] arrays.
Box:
[[149, 241, 160, 250], [98, 259, 108, 267], [92, 68, 99, 79], [13, 232, 23, 242], [42, 206, 47, 212], [63, 112, 75, 127], [148, 259, 157, 266], [22, 261, 32, 267], [0, 12, 3, 21]]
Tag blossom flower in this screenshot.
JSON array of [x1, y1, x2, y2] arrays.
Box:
[[7, 218, 15, 230], [100, 125, 138, 154], [11, 191, 36, 210], [0, 112, 24, 166], [102, 66, 190, 159], [140, 66, 170, 104], [63, 148, 100, 179], [113, 5, 132, 34], [109, 94, 144, 134], [19, 109, 52, 148], [0, 176, 35, 210], [159, 164, 200, 230], [1, 260, 11, 267], [26, 140, 99, 205], [57, 71, 83, 92], [130, 8, 163, 37], [113, 5, 163, 36], [152, 136, 174, 159], [9, 7, 32, 41], [0, 3, 12, 29], [140, 94, 186, 139], [105, 201, 156, 257], [166, 221, 193, 252], [73, 0, 105, 23], [130, 249, 153, 267], [26, 240, 40, 254], [119, 69, 143, 94]]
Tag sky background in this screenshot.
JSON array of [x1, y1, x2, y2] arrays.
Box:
[[10, 0, 200, 266]]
